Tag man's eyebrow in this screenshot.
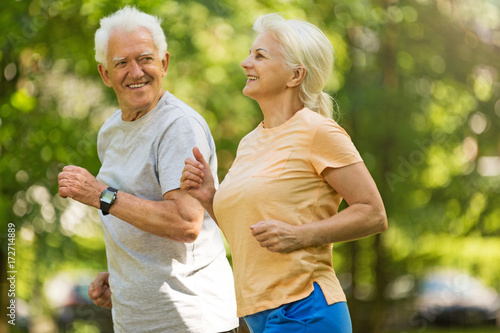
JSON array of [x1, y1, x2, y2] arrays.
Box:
[[112, 52, 153, 62]]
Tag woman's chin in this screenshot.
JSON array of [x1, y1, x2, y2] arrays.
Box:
[[242, 87, 256, 99]]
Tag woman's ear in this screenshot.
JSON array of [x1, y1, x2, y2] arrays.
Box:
[[287, 66, 306, 88]]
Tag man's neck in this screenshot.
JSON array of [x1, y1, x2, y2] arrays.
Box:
[[121, 90, 165, 121]]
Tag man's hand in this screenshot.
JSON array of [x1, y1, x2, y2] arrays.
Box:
[[58, 165, 106, 208], [250, 220, 305, 253], [88, 272, 112, 309]]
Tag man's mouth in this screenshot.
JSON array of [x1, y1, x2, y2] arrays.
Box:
[[247, 75, 259, 81], [128, 82, 147, 88]]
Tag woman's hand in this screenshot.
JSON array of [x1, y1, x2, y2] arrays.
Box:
[[180, 147, 216, 210], [250, 220, 305, 253]]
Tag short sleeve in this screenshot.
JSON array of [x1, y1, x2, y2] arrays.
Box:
[[310, 121, 363, 175], [157, 115, 211, 195]]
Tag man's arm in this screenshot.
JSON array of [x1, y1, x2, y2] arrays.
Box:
[[58, 165, 204, 242]]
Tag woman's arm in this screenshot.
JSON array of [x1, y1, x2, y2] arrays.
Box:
[[250, 162, 388, 252], [180, 147, 218, 223]]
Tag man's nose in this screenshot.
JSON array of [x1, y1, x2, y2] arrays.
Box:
[[129, 61, 144, 77]]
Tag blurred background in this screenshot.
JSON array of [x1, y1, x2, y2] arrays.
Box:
[[1, 0, 500, 332]]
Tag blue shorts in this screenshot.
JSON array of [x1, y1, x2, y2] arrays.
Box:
[[244, 282, 352, 333]]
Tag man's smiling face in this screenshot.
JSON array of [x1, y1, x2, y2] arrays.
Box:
[[98, 26, 169, 120]]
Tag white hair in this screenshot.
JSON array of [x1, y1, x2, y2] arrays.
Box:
[[94, 6, 167, 68], [253, 13, 336, 118]]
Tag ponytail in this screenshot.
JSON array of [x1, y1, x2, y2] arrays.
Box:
[[304, 91, 338, 119]]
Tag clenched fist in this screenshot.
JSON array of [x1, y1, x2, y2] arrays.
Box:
[[58, 165, 106, 208]]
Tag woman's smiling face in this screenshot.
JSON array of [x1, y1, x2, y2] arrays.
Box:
[[240, 32, 294, 102]]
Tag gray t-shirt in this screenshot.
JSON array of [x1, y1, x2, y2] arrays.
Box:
[[96, 91, 238, 332]]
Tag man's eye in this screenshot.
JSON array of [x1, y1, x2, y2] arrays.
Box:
[[115, 61, 126, 68], [140, 57, 153, 63]]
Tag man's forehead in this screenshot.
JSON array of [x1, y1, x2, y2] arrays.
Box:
[[107, 27, 156, 51]]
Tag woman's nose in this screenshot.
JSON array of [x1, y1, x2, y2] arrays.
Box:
[[241, 56, 252, 69]]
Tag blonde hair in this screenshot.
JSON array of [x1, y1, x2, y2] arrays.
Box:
[[95, 6, 167, 69], [253, 13, 336, 118]]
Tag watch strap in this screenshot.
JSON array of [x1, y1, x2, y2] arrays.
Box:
[[100, 187, 118, 216]]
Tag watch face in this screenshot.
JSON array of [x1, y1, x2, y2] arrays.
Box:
[[101, 190, 116, 203]]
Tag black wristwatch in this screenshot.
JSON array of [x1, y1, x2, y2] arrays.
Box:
[[100, 187, 118, 216]]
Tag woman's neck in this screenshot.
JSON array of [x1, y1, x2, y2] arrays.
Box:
[[258, 95, 304, 129]]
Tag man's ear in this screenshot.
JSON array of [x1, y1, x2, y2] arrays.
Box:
[[98, 63, 113, 87], [287, 66, 306, 88], [162, 52, 170, 77]]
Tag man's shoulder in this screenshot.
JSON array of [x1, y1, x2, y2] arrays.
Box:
[[161, 92, 203, 117], [98, 109, 122, 134], [160, 92, 210, 129]]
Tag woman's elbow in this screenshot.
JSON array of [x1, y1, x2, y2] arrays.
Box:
[[375, 209, 388, 233]]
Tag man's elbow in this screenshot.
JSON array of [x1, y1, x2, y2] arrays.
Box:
[[162, 220, 202, 243], [181, 225, 201, 243], [182, 215, 204, 242]]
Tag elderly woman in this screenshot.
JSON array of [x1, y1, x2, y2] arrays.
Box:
[[181, 13, 387, 333]]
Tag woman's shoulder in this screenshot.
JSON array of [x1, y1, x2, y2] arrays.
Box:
[[296, 108, 347, 135]]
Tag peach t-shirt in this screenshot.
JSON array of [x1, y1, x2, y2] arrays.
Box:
[[213, 108, 363, 317]]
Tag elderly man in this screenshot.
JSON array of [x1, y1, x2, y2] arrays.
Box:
[[58, 6, 238, 333]]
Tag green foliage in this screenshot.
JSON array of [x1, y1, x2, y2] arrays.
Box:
[[1, 0, 500, 332]]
